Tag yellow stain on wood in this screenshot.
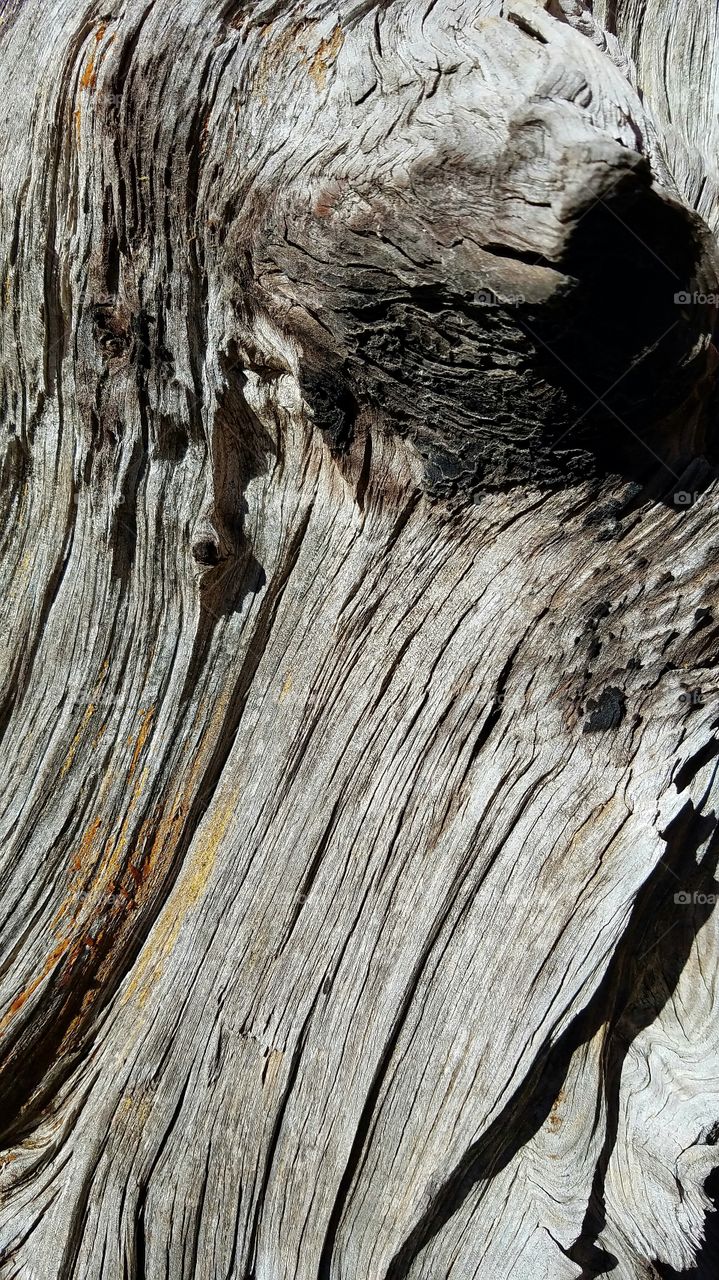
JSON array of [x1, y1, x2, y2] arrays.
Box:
[[128, 705, 155, 783], [308, 26, 344, 90], [71, 807, 153, 911], [9, 713, 160, 1030], [69, 815, 103, 876], [96, 775, 162, 904], [56, 689, 240, 1009], [117, 1089, 153, 1125], [61, 702, 96, 778], [279, 672, 293, 702], [123, 791, 236, 1007], [59, 728, 152, 930], [133, 762, 150, 803], [254, 18, 313, 101]]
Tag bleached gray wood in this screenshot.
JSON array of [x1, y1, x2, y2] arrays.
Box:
[[0, 1, 718, 1277]]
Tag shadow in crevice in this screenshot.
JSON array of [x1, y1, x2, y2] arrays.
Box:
[[569, 804, 719, 1277], [522, 180, 719, 486], [383, 801, 719, 1280], [603, 2, 619, 37], [657, 1164, 719, 1279]]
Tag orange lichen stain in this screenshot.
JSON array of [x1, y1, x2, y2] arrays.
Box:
[[0, 936, 71, 1030], [95, 803, 142, 893], [548, 1088, 566, 1133], [7, 741, 159, 1033], [126, 860, 144, 891], [308, 25, 344, 90], [79, 24, 111, 96], [80, 53, 96, 91], [61, 702, 96, 778], [70, 815, 103, 876], [254, 18, 313, 101], [121, 692, 243, 1006], [58, 754, 152, 929], [279, 672, 293, 702], [74, 106, 82, 139], [51, 814, 106, 932], [127, 706, 155, 782]]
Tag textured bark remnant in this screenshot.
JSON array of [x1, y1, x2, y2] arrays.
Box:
[[0, 2, 718, 1278]]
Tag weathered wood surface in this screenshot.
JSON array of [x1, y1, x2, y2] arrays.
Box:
[[0, 1, 718, 1276]]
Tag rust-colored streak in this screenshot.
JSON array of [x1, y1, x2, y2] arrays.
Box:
[[8, 683, 236, 1039], [313, 181, 342, 219], [254, 18, 312, 100], [80, 53, 96, 91], [308, 25, 344, 91], [61, 702, 96, 778], [79, 23, 110, 94], [0, 937, 71, 1029], [69, 814, 103, 876], [128, 705, 155, 783]]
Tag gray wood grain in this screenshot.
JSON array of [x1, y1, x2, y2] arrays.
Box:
[[0, 2, 718, 1277]]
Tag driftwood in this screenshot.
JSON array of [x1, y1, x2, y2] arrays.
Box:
[[1, 1, 718, 1276]]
